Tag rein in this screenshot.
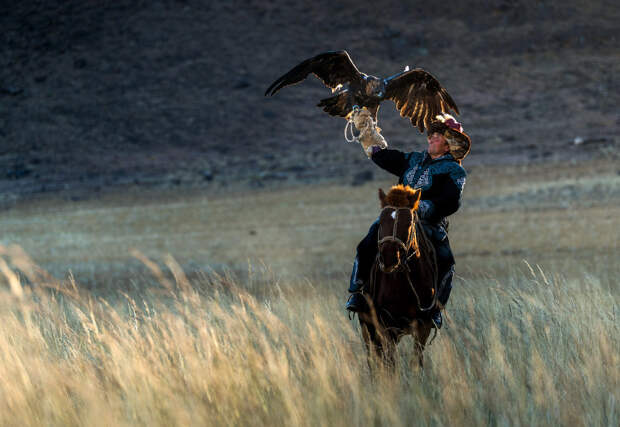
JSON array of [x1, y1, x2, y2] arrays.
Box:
[[405, 221, 438, 313]]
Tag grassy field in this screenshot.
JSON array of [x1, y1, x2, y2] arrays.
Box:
[[0, 159, 618, 426]]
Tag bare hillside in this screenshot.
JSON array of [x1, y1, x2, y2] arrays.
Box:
[[1, 0, 619, 203]]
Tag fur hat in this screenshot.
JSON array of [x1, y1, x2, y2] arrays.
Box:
[[427, 114, 471, 161]]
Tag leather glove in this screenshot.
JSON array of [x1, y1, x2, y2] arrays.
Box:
[[349, 107, 388, 157]]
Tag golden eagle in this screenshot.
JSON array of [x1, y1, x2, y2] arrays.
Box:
[[265, 50, 460, 132]]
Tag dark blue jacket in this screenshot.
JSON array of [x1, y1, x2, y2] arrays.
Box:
[[371, 149, 466, 226]]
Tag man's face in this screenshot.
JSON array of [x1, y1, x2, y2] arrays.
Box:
[[427, 132, 450, 158]]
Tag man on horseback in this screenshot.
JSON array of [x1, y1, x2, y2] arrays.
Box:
[[346, 112, 471, 329]]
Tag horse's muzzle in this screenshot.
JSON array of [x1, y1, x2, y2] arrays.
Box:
[[378, 242, 405, 273]]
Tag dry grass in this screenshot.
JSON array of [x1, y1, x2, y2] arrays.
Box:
[[0, 159, 619, 425], [2, 158, 619, 290], [0, 245, 617, 426]]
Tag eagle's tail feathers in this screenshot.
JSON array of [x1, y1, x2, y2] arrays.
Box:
[[317, 92, 350, 117]]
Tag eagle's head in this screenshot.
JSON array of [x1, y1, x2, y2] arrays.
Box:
[[365, 76, 386, 99]]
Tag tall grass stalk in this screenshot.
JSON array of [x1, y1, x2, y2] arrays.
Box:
[[0, 246, 617, 426]]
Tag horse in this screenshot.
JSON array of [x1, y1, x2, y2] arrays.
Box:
[[358, 184, 438, 369]]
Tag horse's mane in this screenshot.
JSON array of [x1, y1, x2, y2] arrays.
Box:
[[385, 184, 418, 208]]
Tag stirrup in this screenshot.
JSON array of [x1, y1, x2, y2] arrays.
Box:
[[345, 292, 367, 313]]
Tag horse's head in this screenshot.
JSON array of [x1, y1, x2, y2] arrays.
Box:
[[377, 185, 421, 273]]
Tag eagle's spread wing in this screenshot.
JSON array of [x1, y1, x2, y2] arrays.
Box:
[[265, 51, 363, 96], [385, 69, 459, 132]]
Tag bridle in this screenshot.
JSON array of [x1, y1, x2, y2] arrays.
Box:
[[377, 206, 420, 274], [376, 205, 437, 314]]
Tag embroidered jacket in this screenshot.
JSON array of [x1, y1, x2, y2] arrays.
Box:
[[371, 149, 466, 225]]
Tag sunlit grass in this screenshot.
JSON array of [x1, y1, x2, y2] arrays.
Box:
[[0, 245, 617, 426], [1, 159, 618, 425]]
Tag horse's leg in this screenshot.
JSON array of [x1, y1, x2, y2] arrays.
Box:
[[360, 319, 382, 371], [411, 319, 433, 369], [381, 332, 399, 371], [361, 318, 399, 375]]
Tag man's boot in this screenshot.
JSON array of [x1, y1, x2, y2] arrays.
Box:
[[346, 256, 369, 312], [431, 266, 454, 329], [347, 220, 379, 313]]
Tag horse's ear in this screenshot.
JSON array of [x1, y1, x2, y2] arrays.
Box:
[[378, 188, 387, 207], [408, 189, 421, 210]]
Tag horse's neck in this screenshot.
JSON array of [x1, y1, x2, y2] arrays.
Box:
[[373, 269, 422, 320]]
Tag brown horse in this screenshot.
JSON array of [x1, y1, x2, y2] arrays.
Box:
[[358, 184, 438, 368]]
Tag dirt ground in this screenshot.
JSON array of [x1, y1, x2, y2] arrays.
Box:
[[1, 0, 619, 205]]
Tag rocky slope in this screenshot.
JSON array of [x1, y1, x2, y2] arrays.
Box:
[[1, 0, 618, 204]]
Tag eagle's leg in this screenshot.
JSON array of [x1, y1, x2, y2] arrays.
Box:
[[367, 104, 379, 121], [366, 104, 381, 131]]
